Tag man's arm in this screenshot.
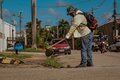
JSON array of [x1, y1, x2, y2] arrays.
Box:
[[66, 15, 83, 39], [65, 24, 78, 39]]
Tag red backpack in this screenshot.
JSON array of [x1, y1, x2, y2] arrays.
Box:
[[80, 12, 98, 31]]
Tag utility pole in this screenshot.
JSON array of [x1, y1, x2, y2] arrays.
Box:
[[11, 14, 16, 44], [113, 0, 117, 36], [18, 11, 22, 37], [57, 25, 59, 38], [31, 0, 37, 48], [70, 20, 74, 50], [72, 35, 74, 50], [0, 0, 3, 19]]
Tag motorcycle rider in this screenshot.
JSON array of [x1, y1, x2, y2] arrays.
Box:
[[98, 32, 108, 53]]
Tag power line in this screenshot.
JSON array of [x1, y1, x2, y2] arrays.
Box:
[[88, 0, 106, 14], [93, 0, 106, 10]]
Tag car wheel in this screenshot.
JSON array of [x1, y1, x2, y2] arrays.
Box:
[[68, 52, 71, 55], [65, 53, 67, 55]]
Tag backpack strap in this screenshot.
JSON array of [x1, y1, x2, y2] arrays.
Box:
[[76, 13, 87, 27]]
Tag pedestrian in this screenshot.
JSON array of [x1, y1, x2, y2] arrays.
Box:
[[65, 6, 94, 67]]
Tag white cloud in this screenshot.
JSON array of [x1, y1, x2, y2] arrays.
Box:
[[56, 0, 69, 7], [38, 8, 59, 17], [101, 13, 114, 22], [48, 8, 58, 16], [102, 13, 113, 19]]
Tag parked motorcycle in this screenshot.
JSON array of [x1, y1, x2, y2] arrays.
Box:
[[98, 41, 108, 53], [92, 42, 99, 52]]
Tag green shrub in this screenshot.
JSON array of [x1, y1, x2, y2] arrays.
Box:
[[44, 57, 63, 68]]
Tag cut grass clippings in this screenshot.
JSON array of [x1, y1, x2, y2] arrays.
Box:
[[0, 53, 32, 61]]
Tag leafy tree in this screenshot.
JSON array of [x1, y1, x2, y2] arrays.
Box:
[[26, 22, 32, 47], [58, 19, 70, 38], [26, 19, 43, 48], [25, 19, 70, 48]]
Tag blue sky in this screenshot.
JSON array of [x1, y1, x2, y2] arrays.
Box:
[[2, 0, 120, 32]]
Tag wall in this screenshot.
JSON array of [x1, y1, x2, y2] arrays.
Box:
[[0, 19, 16, 52]]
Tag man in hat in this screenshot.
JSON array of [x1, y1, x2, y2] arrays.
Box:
[[66, 6, 93, 67]]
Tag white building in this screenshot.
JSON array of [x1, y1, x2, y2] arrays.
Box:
[[0, 19, 16, 52]]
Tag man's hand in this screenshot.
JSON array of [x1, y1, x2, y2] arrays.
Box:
[[65, 35, 70, 39], [65, 33, 71, 39]]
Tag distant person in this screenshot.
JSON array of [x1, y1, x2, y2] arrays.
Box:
[[99, 32, 106, 41], [65, 6, 93, 67]]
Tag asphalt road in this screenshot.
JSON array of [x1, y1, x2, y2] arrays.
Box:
[[0, 50, 120, 80]]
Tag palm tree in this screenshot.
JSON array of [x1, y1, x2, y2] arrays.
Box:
[[58, 19, 70, 38], [26, 19, 43, 48]]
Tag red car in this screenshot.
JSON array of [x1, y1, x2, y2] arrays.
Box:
[[50, 38, 71, 55]]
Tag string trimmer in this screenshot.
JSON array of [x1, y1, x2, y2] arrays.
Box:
[[45, 39, 65, 57]]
